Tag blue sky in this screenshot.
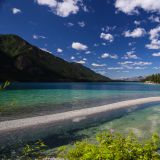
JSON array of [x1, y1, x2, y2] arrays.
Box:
[[0, 0, 160, 79]]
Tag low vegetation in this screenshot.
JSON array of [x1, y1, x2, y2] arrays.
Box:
[[57, 131, 160, 160], [1, 131, 160, 159]]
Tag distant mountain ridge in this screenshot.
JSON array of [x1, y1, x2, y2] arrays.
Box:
[[0, 34, 111, 82], [120, 76, 145, 82]]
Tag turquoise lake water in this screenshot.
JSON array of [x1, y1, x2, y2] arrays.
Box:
[[0, 82, 160, 121], [0, 82, 160, 154]]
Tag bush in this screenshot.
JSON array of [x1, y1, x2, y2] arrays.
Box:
[[57, 131, 160, 160]]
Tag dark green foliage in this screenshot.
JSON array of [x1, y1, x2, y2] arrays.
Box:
[[19, 140, 47, 160], [144, 74, 160, 83], [57, 131, 160, 160], [0, 34, 111, 82], [0, 81, 10, 90]]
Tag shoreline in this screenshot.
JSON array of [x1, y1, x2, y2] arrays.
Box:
[[144, 81, 160, 85], [0, 97, 160, 133]]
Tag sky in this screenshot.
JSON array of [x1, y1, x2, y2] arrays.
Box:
[[0, 0, 160, 79]]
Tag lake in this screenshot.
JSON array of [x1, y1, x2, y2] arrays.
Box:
[[0, 82, 160, 153], [0, 82, 160, 121]]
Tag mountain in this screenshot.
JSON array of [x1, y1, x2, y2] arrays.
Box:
[[0, 34, 111, 82], [120, 76, 145, 82]]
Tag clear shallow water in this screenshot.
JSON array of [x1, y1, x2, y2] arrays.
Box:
[[38, 104, 160, 152], [73, 104, 160, 141], [0, 82, 160, 121], [0, 82, 160, 156]]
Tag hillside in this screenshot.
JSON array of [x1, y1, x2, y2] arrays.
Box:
[[0, 34, 111, 82]]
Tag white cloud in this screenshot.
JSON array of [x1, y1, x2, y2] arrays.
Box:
[[115, 0, 160, 15], [124, 28, 146, 38], [122, 51, 139, 59], [33, 34, 46, 39], [128, 42, 136, 46], [134, 66, 146, 70], [78, 21, 85, 27], [57, 48, 63, 53], [100, 33, 114, 42], [35, 0, 85, 17], [101, 26, 116, 32], [40, 48, 52, 54], [101, 53, 118, 59], [72, 42, 88, 50], [83, 58, 87, 60], [119, 61, 152, 66], [66, 22, 74, 27], [154, 67, 160, 69], [146, 26, 160, 50], [118, 61, 152, 70], [12, 8, 21, 14], [134, 20, 141, 25], [70, 56, 75, 60], [91, 63, 106, 67], [85, 51, 91, 54], [107, 67, 123, 70], [152, 52, 160, 56], [35, 0, 57, 7], [76, 60, 85, 64], [149, 15, 160, 23]]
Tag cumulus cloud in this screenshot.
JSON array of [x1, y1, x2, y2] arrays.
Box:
[[122, 51, 139, 59], [115, 0, 160, 15], [149, 15, 160, 23], [70, 56, 75, 60], [57, 48, 63, 53], [85, 51, 91, 54], [12, 8, 21, 14], [118, 61, 152, 70], [101, 26, 116, 32], [101, 53, 118, 59], [152, 52, 160, 56], [33, 34, 46, 39], [124, 28, 146, 38], [91, 63, 106, 67], [35, 0, 85, 17], [107, 67, 123, 70], [72, 42, 88, 50], [66, 22, 74, 27], [78, 21, 85, 27], [100, 33, 114, 42], [134, 20, 141, 25], [146, 26, 160, 49], [76, 60, 86, 64]]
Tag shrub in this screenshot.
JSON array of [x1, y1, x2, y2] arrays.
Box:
[[57, 131, 160, 160]]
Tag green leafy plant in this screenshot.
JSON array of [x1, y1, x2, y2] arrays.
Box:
[[0, 81, 10, 90], [18, 140, 47, 160], [57, 131, 160, 160]]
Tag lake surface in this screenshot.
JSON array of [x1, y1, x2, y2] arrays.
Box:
[[0, 82, 160, 121], [0, 82, 160, 156]]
